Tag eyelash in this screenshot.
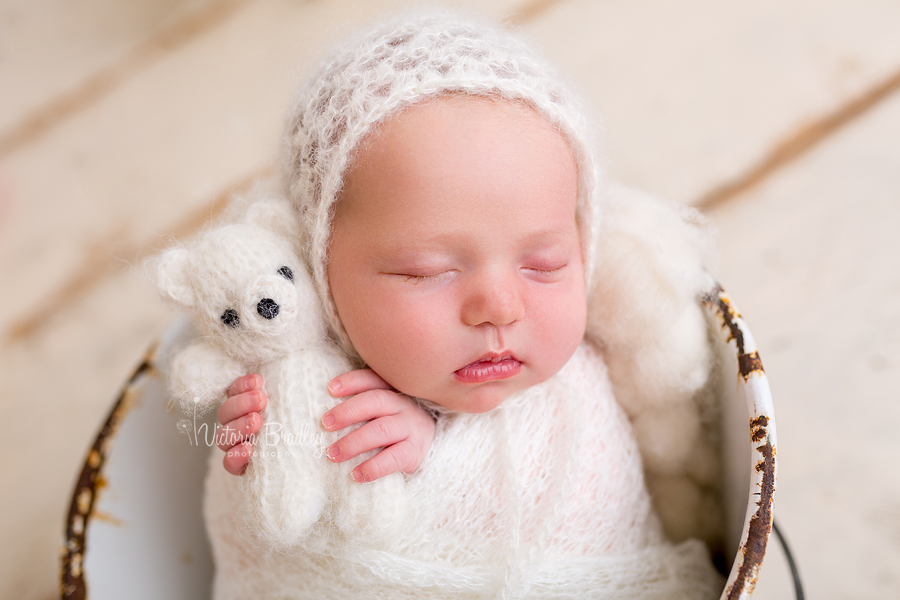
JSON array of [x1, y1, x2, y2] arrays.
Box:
[[524, 263, 568, 279], [526, 265, 565, 275], [401, 271, 454, 284], [396, 264, 566, 284]]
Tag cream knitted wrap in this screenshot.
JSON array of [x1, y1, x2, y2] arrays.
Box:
[[282, 10, 600, 352], [274, 7, 724, 586]]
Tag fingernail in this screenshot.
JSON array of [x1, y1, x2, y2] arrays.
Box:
[[321, 413, 335, 429], [326, 445, 340, 460], [250, 391, 263, 408], [328, 379, 341, 394], [351, 469, 363, 482]]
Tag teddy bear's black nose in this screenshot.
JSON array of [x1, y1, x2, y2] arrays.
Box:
[[257, 298, 280, 320]]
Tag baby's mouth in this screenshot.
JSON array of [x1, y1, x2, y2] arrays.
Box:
[[454, 352, 521, 384]]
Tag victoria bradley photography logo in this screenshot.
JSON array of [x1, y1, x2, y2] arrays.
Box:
[[172, 382, 327, 458]]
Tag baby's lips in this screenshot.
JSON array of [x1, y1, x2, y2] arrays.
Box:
[[457, 350, 517, 371], [454, 357, 522, 384]]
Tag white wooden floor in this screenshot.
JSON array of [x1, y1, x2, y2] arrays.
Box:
[[2, 1, 899, 598]]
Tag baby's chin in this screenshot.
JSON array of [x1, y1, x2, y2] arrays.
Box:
[[424, 380, 522, 414]]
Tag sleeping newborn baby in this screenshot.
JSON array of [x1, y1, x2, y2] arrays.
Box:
[[159, 10, 725, 599]]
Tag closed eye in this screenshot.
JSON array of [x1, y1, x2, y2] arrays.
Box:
[[386, 270, 456, 285], [522, 263, 568, 280]]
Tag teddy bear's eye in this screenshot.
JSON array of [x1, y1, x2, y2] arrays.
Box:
[[277, 266, 294, 281], [221, 309, 240, 328]]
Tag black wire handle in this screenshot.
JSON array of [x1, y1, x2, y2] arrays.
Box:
[[772, 519, 805, 600]]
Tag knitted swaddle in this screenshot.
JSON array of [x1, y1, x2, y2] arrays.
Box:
[[204, 342, 723, 600]]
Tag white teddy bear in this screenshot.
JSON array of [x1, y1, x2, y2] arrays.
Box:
[[150, 196, 404, 556]]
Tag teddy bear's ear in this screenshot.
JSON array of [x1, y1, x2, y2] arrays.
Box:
[[151, 246, 196, 308], [243, 197, 300, 239]]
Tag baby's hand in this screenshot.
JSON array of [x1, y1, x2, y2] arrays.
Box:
[[216, 374, 267, 476], [322, 370, 436, 482]]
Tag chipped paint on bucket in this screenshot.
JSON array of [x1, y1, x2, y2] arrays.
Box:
[[61, 317, 215, 600], [703, 285, 778, 600]]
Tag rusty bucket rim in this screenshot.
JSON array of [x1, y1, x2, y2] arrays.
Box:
[[703, 284, 778, 600], [60, 344, 158, 600]]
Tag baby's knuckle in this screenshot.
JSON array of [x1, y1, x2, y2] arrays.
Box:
[[337, 400, 360, 423], [381, 449, 404, 475], [368, 418, 395, 441]]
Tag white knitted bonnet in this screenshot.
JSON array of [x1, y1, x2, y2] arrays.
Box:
[[282, 9, 603, 352]]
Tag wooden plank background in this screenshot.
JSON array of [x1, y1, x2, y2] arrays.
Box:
[[2, 1, 899, 598]]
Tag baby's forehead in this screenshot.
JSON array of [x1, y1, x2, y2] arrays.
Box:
[[342, 96, 574, 197], [332, 94, 581, 255], [363, 94, 569, 148], [348, 95, 577, 185]]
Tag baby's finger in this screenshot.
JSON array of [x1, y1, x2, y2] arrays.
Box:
[[350, 439, 418, 482], [227, 373, 262, 397], [223, 442, 253, 476], [325, 413, 404, 462], [216, 412, 262, 451], [328, 369, 392, 397], [321, 389, 404, 431], [217, 389, 266, 425]]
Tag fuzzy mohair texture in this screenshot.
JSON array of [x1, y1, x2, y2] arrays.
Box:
[[150, 197, 406, 557], [587, 183, 724, 550], [150, 195, 724, 600]]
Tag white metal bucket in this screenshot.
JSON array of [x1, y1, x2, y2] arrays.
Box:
[[61, 285, 778, 599]]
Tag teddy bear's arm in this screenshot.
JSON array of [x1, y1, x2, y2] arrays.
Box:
[[169, 341, 246, 411]]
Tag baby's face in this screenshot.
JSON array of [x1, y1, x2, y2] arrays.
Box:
[[329, 96, 586, 413]]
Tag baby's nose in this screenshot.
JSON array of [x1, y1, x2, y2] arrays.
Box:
[[461, 274, 525, 327], [257, 298, 280, 320]]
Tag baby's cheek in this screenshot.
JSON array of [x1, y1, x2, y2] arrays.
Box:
[[350, 300, 437, 384], [541, 291, 587, 374], [339, 281, 401, 353]]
